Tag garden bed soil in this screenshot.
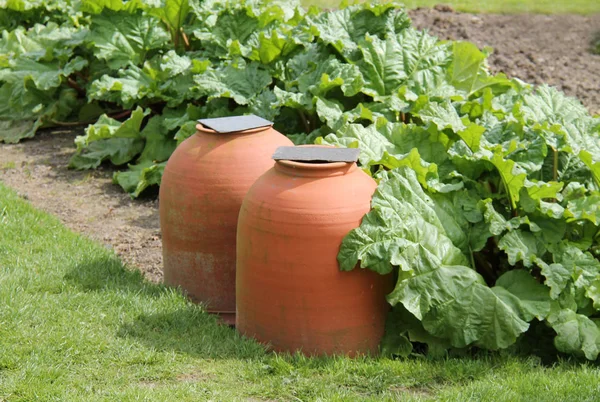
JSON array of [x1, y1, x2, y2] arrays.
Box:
[[0, 9, 599, 283]]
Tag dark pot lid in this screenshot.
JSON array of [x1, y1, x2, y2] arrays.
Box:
[[197, 114, 273, 133]]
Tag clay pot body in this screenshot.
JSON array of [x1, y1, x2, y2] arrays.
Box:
[[236, 158, 392, 356], [160, 124, 293, 324]]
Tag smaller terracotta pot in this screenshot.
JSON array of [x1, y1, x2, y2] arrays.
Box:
[[236, 150, 392, 356]]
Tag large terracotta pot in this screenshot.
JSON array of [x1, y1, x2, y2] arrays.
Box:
[[236, 152, 392, 356], [159, 123, 293, 325]]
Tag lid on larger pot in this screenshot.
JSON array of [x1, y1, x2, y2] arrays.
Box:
[[197, 114, 273, 133], [272, 146, 360, 163]]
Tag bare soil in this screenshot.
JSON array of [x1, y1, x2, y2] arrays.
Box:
[[0, 130, 163, 282], [410, 7, 600, 114], [1, 10, 598, 283]]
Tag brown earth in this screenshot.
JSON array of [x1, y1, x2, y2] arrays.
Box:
[[0, 10, 599, 283], [410, 7, 600, 114], [0, 129, 164, 282]]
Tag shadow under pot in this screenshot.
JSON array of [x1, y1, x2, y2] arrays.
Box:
[[236, 146, 392, 356], [159, 116, 293, 325]]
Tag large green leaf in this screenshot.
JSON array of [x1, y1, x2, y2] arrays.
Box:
[[319, 123, 394, 167], [0, 118, 41, 143], [0, 56, 87, 91], [546, 241, 600, 309], [0, 23, 87, 63], [70, 107, 148, 169], [498, 229, 546, 268], [137, 114, 177, 164], [338, 167, 469, 275], [87, 12, 170, 69], [494, 270, 552, 321], [149, 0, 190, 45], [73, 107, 148, 150], [548, 309, 600, 360], [386, 244, 531, 349], [192, 8, 259, 58], [320, 122, 450, 169], [296, 57, 363, 97], [88, 66, 156, 108], [80, 0, 146, 14], [113, 161, 166, 197], [522, 85, 589, 126], [357, 34, 404, 97], [448, 41, 511, 97], [391, 28, 453, 97], [417, 100, 465, 132], [69, 137, 145, 169], [194, 62, 272, 105], [308, 3, 409, 61]]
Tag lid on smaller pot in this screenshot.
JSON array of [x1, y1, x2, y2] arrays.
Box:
[[197, 114, 273, 133], [272, 146, 360, 163]]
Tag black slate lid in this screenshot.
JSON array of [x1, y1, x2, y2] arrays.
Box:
[[197, 114, 273, 133], [272, 146, 361, 163]]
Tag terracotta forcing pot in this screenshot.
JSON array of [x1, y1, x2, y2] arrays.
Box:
[[159, 120, 293, 325], [236, 149, 392, 356]]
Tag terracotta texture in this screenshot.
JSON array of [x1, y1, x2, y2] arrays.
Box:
[[159, 124, 292, 324], [236, 156, 392, 356]]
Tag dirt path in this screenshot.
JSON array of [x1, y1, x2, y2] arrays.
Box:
[[1, 10, 598, 283], [0, 130, 163, 282]]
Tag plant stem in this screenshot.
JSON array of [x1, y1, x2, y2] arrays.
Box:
[[553, 147, 559, 182], [108, 110, 132, 120], [469, 246, 476, 270], [66, 77, 86, 97], [49, 119, 91, 127], [298, 109, 310, 134], [181, 28, 190, 50]]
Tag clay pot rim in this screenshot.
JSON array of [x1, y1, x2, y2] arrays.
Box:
[[276, 159, 355, 170], [195, 123, 273, 135]]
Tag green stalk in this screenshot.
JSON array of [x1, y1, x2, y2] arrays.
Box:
[[298, 109, 311, 134], [553, 147, 559, 182]]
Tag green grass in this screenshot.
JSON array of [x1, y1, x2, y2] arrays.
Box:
[[301, 0, 600, 15], [1, 183, 600, 401]]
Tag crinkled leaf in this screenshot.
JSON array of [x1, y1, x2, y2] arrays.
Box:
[[494, 270, 552, 321], [87, 12, 169, 69], [194, 63, 272, 105], [0, 118, 41, 143], [309, 4, 409, 61], [0, 56, 87, 91], [113, 161, 166, 197], [69, 137, 145, 169], [522, 85, 589, 126], [549, 309, 600, 360], [338, 167, 469, 274], [386, 244, 530, 349], [417, 100, 465, 132], [73, 107, 148, 150], [448, 41, 511, 96], [498, 229, 546, 267], [358, 33, 404, 97], [137, 114, 177, 164], [149, 0, 190, 41]]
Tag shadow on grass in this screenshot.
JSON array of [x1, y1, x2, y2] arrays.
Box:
[[64, 255, 167, 298], [64, 256, 267, 359], [117, 309, 267, 359], [63, 256, 589, 368]]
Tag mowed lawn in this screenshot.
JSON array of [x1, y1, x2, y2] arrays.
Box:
[[1, 183, 600, 401], [301, 0, 600, 14]]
